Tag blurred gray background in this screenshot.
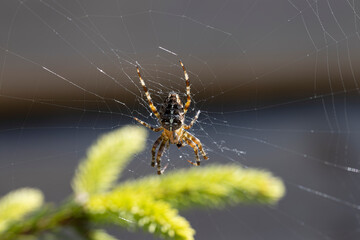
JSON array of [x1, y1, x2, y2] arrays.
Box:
[[1, 0, 360, 239]]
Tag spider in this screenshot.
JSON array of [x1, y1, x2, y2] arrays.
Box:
[[134, 60, 208, 175]]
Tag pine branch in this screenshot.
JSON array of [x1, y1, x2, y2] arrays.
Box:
[[0, 188, 44, 234], [72, 126, 147, 199], [2, 202, 86, 240], [1, 125, 285, 240], [103, 164, 285, 209], [86, 191, 195, 240]]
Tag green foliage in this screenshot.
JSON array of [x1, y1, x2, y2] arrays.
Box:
[[0, 188, 43, 234], [1, 125, 285, 240], [72, 126, 147, 198], [87, 191, 194, 240], [111, 165, 285, 209], [84, 165, 284, 239]]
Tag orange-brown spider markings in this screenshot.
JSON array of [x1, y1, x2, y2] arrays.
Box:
[[134, 60, 208, 175]]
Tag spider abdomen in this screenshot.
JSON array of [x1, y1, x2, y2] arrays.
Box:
[[160, 93, 184, 131]]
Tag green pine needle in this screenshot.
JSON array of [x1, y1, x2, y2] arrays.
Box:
[[86, 191, 195, 240], [112, 165, 285, 209], [0, 188, 44, 234], [72, 126, 147, 198]]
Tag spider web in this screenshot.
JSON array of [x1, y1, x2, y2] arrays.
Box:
[[1, 0, 360, 239]]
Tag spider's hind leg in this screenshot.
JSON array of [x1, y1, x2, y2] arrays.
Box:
[[179, 60, 191, 114], [136, 66, 161, 120]]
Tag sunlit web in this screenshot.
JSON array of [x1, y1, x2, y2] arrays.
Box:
[[0, 0, 360, 239]]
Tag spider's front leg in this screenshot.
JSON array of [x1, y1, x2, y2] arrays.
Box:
[[184, 137, 201, 166], [151, 136, 163, 167], [156, 139, 167, 175], [184, 131, 208, 160]]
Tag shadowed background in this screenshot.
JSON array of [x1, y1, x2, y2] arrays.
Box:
[[1, 0, 360, 239]]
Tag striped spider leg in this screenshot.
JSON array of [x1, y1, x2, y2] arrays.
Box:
[[134, 61, 208, 175]]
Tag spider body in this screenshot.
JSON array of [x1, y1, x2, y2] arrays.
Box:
[[160, 93, 184, 132], [134, 61, 208, 175]]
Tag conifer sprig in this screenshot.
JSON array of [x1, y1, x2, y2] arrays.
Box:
[[0, 188, 43, 234], [72, 126, 147, 198], [1, 125, 285, 240], [111, 165, 285, 209]]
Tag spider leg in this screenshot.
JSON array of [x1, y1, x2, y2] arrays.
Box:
[[184, 137, 200, 166], [156, 139, 167, 175], [151, 135, 163, 167], [136, 66, 161, 120], [184, 131, 208, 160], [179, 60, 191, 114], [134, 117, 162, 132], [184, 110, 200, 130]]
